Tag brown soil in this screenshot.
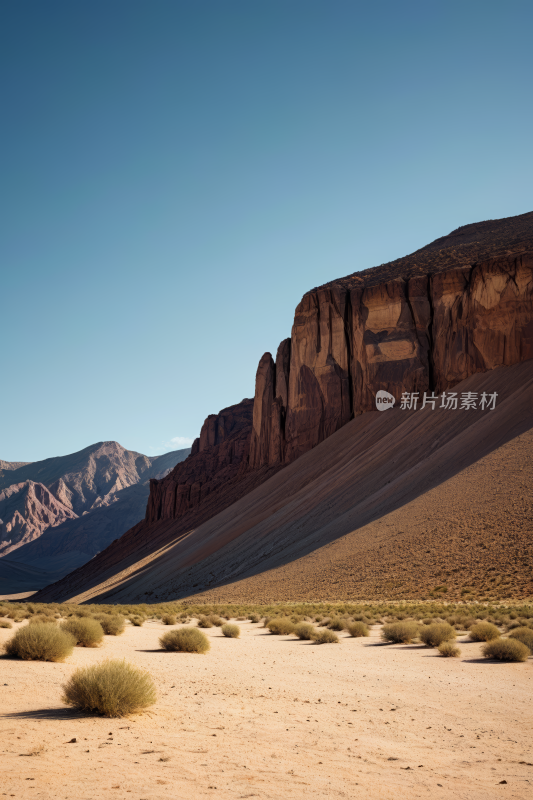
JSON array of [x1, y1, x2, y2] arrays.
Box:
[[1, 619, 532, 800]]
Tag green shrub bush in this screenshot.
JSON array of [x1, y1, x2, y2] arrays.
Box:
[[60, 618, 104, 647], [469, 622, 500, 642], [509, 628, 533, 651], [4, 624, 75, 662], [312, 629, 339, 644], [293, 622, 316, 640], [159, 627, 210, 653], [419, 623, 456, 648], [221, 623, 240, 638], [267, 618, 296, 635], [381, 622, 419, 644], [438, 641, 461, 657], [62, 659, 156, 717], [347, 622, 370, 638], [482, 638, 530, 662]]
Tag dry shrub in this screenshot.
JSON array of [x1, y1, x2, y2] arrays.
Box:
[[469, 622, 500, 642], [28, 615, 57, 626], [197, 616, 213, 628], [419, 623, 456, 648], [94, 614, 125, 636], [221, 623, 240, 638], [248, 614, 260, 623], [293, 622, 316, 640], [482, 638, 530, 662], [347, 622, 370, 638], [4, 624, 75, 662], [62, 659, 156, 717], [208, 615, 224, 627], [130, 617, 145, 627], [509, 628, 533, 650], [267, 618, 296, 635], [60, 618, 104, 647], [160, 627, 210, 653], [312, 629, 339, 644], [381, 622, 419, 644], [162, 615, 177, 626], [438, 641, 461, 657], [328, 618, 345, 631], [0, 620, 13, 629]]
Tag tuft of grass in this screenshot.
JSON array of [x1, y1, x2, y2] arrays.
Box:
[[208, 615, 224, 627], [62, 659, 156, 717], [28, 615, 57, 626], [419, 623, 456, 648], [248, 614, 260, 623], [267, 618, 296, 635], [381, 622, 419, 644], [93, 614, 125, 636], [312, 629, 339, 644], [347, 622, 370, 638], [4, 624, 75, 662], [509, 627, 533, 650], [328, 617, 345, 631], [197, 616, 213, 628], [162, 615, 177, 626], [60, 618, 104, 647], [482, 638, 530, 662], [438, 641, 461, 657], [0, 620, 12, 628], [293, 622, 316, 640], [469, 622, 500, 642], [221, 623, 240, 638], [159, 627, 210, 653], [130, 616, 145, 627]]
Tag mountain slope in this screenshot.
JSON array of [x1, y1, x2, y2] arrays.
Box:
[[0, 481, 77, 556], [34, 359, 533, 603]]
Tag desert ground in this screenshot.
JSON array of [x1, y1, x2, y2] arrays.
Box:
[[1, 616, 532, 800]]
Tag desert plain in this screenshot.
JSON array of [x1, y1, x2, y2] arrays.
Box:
[[1, 613, 532, 800]]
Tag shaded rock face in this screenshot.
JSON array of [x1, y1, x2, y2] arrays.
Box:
[[251, 251, 533, 464], [146, 400, 254, 524], [0, 481, 77, 556]]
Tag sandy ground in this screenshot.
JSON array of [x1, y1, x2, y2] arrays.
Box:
[[1, 619, 532, 800]]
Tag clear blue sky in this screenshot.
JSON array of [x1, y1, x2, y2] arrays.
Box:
[[2, 0, 532, 462]]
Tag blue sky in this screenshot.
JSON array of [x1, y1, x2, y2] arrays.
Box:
[[2, 0, 532, 462]]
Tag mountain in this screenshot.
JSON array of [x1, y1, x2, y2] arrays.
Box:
[[33, 210, 533, 603], [0, 442, 190, 593]]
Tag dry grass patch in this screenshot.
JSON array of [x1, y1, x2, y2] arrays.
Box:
[[159, 627, 210, 653], [93, 614, 125, 636], [293, 622, 316, 640], [419, 623, 456, 648], [0, 620, 12, 628], [60, 618, 104, 647], [62, 659, 156, 717], [347, 622, 370, 638], [312, 629, 339, 644], [4, 624, 75, 662], [509, 627, 533, 650], [438, 641, 461, 657], [197, 616, 213, 628], [482, 638, 530, 662], [208, 615, 224, 627], [267, 618, 296, 635], [162, 615, 177, 625], [28, 615, 57, 625], [221, 623, 240, 638], [469, 622, 500, 642], [381, 621, 419, 644]]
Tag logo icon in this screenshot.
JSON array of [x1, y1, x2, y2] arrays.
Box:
[[375, 390, 395, 411]]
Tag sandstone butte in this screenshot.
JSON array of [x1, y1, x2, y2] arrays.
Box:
[[34, 210, 533, 603]]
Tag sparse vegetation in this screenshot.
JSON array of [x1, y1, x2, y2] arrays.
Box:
[[248, 614, 260, 623], [347, 621, 370, 638], [162, 615, 177, 625], [159, 627, 210, 653], [328, 617, 345, 631], [93, 614, 126, 636], [208, 615, 224, 627], [62, 659, 156, 716], [0, 620, 12, 628], [60, 618, 104, 647], [197, 616, 213, 628], [221, 623, 240, 638], [293, 622, 316, 640], [438, 641, 461, 657], [4, 624, 75, 661], [419, 623, 456, 647], [267, 618, 296, 635], [482, 638, 530, 662], [130, 616, 145, 627], [469, 622, 500, 642], [381, 621, 419, 644], [28, 615, 57, 625], [312, 629, 339, 644]]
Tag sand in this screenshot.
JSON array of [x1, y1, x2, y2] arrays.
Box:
[[1, 619, 532, 799]]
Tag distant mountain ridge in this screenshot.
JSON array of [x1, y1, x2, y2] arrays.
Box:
[[0, 442, 190, 594]]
